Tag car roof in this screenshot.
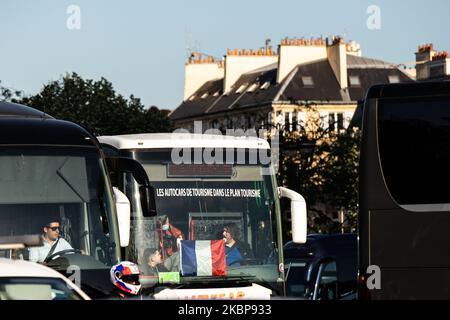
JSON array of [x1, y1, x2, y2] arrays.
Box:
[[0, 258, 64, 278], [98, 133, 270, 150], [284, 233, 357, 259], [0, 258, 91, 299]]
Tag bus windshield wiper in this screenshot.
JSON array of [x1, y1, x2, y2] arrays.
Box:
[[56, 156, 88, 203]]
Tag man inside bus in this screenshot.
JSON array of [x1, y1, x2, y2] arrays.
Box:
[[29, 219, 73, 263], [143, 248, 169, 276], [223, 223, 253, 267]]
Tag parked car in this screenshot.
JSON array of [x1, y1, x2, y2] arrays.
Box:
[[0, 258, 91, 300], [0, 235, 90, 300], [284, 233, 357, 300]]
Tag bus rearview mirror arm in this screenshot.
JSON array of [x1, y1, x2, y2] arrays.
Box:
[[105, 157, 157, 217], [278, 187, 307, 244]]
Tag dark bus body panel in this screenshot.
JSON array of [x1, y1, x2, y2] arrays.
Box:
[[0, 101, 53, 119], [0, 118, 99, 147], [359, 81, 450, 299]]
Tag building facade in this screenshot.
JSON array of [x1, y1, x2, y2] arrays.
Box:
[[170, 36, 414, 134]]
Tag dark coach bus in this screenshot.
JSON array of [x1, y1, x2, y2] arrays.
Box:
[[359, 81, 450, 299]]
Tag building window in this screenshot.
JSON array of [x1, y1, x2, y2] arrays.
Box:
[[337, 113, 344, 131], [328, 112, 345, 132], [232, 117, 237, 129], [240, 115, 246, 128], [388, 75, 400, 83], [298, 112, 307, 130], [247, 83, 259, 92], [284, 113, 290, 131], [302, 76, 314, 87], [260, 81, 270, 90], [249, 115, 255, 128], [349, 75, 361, 87], [328, 113, 336, 131], [292, 113, 298, 132], [236, 84, 248, 93], [266, 112, 272, 130], [201, 92, 209, 99]]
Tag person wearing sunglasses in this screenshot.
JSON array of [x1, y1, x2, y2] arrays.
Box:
[[29, 219, 73, 263]]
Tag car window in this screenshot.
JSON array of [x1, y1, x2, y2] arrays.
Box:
[[315, 261, 338, 300], [285, 262, 310, 298], [0, 277, 83, 300]]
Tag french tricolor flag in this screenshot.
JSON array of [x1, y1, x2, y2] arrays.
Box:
[[180, 240, 227, 277]]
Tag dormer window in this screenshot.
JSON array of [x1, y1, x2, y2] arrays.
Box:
[[247, 83, 259, 92], [260, 81, 270, 90], [349, 75, 361, 87], [388, 75, 400, 83], [302, 76, 314, 87], [236, 84, 248, 93]]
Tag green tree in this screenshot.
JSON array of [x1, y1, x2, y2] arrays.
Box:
[[276, 104, 360, 239], [18, 73, 173, 135], [0, 81, 22, 102]]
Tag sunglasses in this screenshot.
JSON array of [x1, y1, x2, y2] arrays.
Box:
[[47, 226, 60, 231]]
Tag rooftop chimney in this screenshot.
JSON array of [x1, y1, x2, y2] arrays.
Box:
[[415, 44, 450, 80], [276, 36, 327, 83], [183, 53, 224, 100], [346, 40, 362, 57], [415, 44, 436, 80], [429, 51, 450, 79], [223, 47, 278, 93], [327, 36, 348, 89]]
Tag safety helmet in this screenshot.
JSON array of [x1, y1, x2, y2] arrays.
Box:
[[110, 261, 141, 295]]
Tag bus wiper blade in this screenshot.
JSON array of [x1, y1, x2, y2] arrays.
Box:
[[180, 275, 256, 285], [56, 157, 88, 203]]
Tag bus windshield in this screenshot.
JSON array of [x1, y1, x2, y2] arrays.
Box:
[[0, 146, 120, 269], [121, 150, 281, 291]]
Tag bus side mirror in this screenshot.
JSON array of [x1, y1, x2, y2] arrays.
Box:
[[139, 185, 157, 217], [105, 157, 157, 217], [113, 187, 131, 247], [278, 187, 307, 244]]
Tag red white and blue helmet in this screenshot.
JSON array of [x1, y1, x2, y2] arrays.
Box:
[[110, 261, 141, 295]]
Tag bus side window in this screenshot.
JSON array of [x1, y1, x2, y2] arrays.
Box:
[[315, 261, 338, 300]]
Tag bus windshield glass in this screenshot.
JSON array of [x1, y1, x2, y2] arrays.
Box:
[[378, 96, 450, 207], [0, 146, 120, 268], [121, 150, 280, 290]]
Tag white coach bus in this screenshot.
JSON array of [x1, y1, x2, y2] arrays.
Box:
[[98, 133, 306, 299]]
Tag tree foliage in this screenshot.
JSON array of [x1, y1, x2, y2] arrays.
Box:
[[0, 81, 23, 102], [276, 105, 360, 237], [17, 73, 173, 135]]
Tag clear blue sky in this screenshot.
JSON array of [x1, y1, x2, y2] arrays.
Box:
[[1, 0, 449, 110]]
